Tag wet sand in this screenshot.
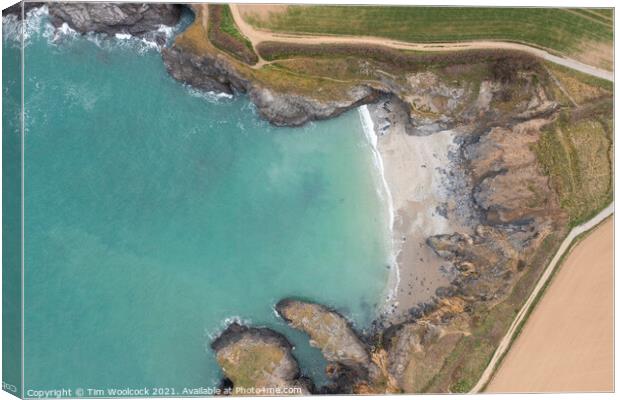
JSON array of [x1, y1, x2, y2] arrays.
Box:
[[487, 217, 613, 393], [368, 100, 470, 321]]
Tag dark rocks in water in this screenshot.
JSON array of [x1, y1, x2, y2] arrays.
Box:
[[276, 298, 370, 368], [211, 322, 292, 353], [211, 322, 312, 394], [47, 2, 181, 36]]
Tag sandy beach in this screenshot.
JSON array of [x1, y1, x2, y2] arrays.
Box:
[[486, 217, 613, 393], [365, 99, 472, 321]]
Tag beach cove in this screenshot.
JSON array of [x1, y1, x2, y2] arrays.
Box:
[[4, 3, 613, 395]]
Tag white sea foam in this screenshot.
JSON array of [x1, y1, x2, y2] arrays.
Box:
[[358, 105, 394, 231], [205, 316, 253, 341], [12, 4, 174, 54], [2, 14, 21, 45], [185, 85, 234, 103], [358, 105, 400, 302], [2, 5, 50, 45]]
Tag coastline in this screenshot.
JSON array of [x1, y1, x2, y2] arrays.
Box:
[[357, 105, 400, 305], [10, 3, 614, 394], [364, 99, 472, 322]]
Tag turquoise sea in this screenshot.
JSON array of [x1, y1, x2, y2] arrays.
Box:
[[4, 9, 390, 394]]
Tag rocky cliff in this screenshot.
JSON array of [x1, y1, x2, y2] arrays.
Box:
[[162, 45, 383, 126], [47, 2, 181, 36]]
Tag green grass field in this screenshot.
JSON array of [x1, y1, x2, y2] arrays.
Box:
[[246, 7, 612, 56], [218, 5, 255, 52]]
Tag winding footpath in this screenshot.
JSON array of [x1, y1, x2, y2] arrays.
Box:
[[229, 5, 613, 82], [470, 202, 614, 393]]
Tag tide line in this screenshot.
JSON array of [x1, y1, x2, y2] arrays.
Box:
[[358, 105, 400, 302]]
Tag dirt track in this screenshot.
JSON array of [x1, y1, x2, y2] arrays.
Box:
[[230, 4, 613, 81], [485, 216, 613, 393]]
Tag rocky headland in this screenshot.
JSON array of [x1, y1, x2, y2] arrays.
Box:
[[161, 43, 383, 126], [211, 323, 312, 395], [19, 2, 612, 394]]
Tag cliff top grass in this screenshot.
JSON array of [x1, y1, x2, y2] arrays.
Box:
[[217, 341, 288, 389], [243, 6, 613, 69], [534, 60, 613, 227], [176, 6, 612, 106], [207, 4, 258, 65]]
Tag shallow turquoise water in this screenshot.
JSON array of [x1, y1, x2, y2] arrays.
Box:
[[10, 11, 390, 393]]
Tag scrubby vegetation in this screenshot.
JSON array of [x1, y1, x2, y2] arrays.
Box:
[[423, 232, 565, 393], [544, 62, 613, 106], [535, 106, 613, 226], [258, 41, 539, 71], [207, 5, 258, 65]]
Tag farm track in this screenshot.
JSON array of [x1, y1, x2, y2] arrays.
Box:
[[229, 4, 613, 82]]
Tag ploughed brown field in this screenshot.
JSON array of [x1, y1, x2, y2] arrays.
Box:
[[487, 218, 613, 393]]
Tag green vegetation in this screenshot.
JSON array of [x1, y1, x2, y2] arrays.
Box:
[[247, 7, 612, 57], [217, 344, 286, 389], [566, 8, 613, 27], [207, 5, 258, 65], [257, 41, 537, 69], [217, 5, 255, 52], [251, 64, 360, 101], [534, 107, 612, 226]]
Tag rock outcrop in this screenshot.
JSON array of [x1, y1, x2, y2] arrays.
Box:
[[162, 46, 383, 126], [211, 323, 311, 395], [276, 299, 369, 369], [383, 321, 464, 393], [47, 2, 181, 36], [249, 85, 382, 127], [275, 299, 402, 394]]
